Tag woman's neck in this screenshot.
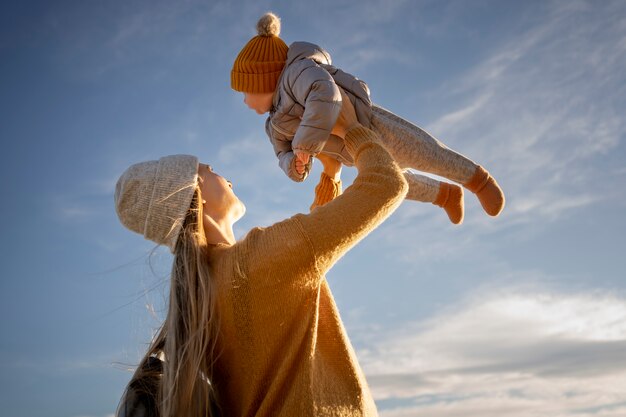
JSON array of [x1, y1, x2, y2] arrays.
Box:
[[203, 214, 236, 246]]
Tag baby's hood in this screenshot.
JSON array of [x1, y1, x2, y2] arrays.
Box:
[[286, 41, 332, 67]]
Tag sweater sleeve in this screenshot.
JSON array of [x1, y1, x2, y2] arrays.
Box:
[[309, 172, 342, 212], [294, 126, 408, 274]]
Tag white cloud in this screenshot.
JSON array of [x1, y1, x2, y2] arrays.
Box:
[[294, 0, 420, 71], [216, 133, 277, 179], [58, 205, 99, 220], [1, 350, 133, 375], [430, 93, 492, 129], [42, 0, 236, 79], [423, 0, 626, 225], [53, 195, 106, 223], [359, 289, 626, 416]]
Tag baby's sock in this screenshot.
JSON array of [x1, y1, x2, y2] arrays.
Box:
[[464, 166, 505, 216], [433, 182, 464, 225], [310, 172, 342, 211]]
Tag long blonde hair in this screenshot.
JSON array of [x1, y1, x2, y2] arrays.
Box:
[[118, 186, 221, 417]]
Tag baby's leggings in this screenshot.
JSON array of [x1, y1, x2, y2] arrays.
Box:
[[370, 105, 479, 203]]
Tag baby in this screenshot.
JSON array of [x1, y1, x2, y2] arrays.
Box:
[[231, 12, 504, 224]]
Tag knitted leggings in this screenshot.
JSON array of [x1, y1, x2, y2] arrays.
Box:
[[370, 105, 478, 203]]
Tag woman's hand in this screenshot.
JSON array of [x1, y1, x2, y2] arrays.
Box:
[[331, 89, 360, 139]]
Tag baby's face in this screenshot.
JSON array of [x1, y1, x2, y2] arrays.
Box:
[[243, 92, 273, 114]]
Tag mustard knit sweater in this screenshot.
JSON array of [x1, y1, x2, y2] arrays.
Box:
[[208, 126, 408, 417]]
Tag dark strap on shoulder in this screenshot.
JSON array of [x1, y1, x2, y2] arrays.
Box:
[[117, 357, 163, 417]]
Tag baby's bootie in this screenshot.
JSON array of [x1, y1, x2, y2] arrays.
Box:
[[310, 172, 342, 211], [464, 166, 505, 216], [433, 182, 464, 225]]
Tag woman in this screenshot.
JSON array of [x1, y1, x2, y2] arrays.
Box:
[[114, 96, 407, 417]]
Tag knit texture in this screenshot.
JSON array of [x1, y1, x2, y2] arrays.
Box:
[[209, 126, 407, 416], [310, 172, 342, 211], [114, 155, 198, 252], [231, 14, 288, 93]]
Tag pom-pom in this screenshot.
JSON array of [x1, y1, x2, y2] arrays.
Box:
[[256, 12, 281, 37]]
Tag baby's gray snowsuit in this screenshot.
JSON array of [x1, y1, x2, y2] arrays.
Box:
[[266, 41, 478, 203]]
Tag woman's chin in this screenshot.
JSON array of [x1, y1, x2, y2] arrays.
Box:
[[235, 201, 246, 220]]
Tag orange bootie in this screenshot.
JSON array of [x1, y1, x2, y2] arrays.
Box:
[[465, 166, 505, 216], [310, 172, 342, 211], [433, 182, 464, 225]]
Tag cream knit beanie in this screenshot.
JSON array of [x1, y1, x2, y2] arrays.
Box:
[[114, 154, 199, 252]]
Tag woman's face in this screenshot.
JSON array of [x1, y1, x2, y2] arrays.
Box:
[[197, 163, 245, 222]]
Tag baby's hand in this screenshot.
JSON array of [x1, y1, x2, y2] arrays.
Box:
[[295, 151, 310, 175]]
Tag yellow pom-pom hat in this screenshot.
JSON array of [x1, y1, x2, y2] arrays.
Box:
[[231, 12, 289, 94]]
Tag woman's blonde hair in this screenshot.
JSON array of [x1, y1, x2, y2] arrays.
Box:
[[118, 186, 221, 417]]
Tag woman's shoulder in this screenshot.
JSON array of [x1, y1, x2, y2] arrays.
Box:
[[213, 218, 318, 288], [239, 216, 309, 251]]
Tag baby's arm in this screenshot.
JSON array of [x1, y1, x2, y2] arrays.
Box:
[[287, 62, 342, 158], [265, 117, 312, 182], [309, 90, 358, 210]]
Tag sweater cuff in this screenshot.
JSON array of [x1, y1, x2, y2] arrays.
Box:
[[310, 172, 343, 211], [344, 126, 381, 159]]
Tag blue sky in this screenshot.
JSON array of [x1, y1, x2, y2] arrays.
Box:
[[1, 1, 625, 416]]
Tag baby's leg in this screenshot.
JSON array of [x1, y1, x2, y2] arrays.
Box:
[[404, 171, 464, 225], [310, 154, 343, 211], [372, 105, 504, 216], [371, 105, 476, 183]]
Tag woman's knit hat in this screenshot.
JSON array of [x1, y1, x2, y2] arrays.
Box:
[[114, 155, 199, 252], [231, 12, 289, 93]]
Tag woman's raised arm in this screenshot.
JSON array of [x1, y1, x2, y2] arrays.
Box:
[[294, 123, 407, 274]]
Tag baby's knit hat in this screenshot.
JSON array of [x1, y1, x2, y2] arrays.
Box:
[[114, 155, 199, 252], [231, 12, 288, 93]]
